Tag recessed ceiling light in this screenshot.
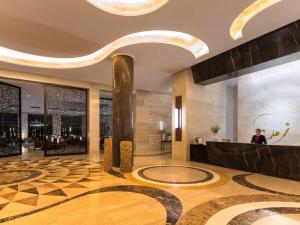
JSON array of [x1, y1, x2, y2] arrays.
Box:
[[27, 94, 31, 98], [0, 30, 209, 69], [230, 0, 282, 40], [86, 0, 169, 16]]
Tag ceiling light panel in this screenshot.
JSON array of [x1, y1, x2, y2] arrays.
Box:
[[86, 0, 169, 16], [230, 0, 283, 40], [0, 30, 209, 69]]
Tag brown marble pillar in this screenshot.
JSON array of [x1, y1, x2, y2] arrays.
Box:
[[112, 55, 134, 167]]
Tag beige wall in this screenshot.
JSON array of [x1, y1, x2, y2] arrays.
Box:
[[88, 87, 101, 158], [135, 90, 171, 155], [172, 69, 227, 161], [172, 69, 189, 161], [0, 68, 110, 157], [172, 70, 190, 161], [186, 71, 227, 145], [238, 63, 300, 145]]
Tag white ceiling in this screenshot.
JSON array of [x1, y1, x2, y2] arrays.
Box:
[[0, 0, 299, 93]]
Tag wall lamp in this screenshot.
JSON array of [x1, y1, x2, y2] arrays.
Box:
[[175, 96, 182, 141]]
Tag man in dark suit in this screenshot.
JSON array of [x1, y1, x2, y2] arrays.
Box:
[[251, 129, 267, 144]]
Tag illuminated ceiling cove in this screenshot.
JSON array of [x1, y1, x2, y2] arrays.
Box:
[[0, 30, 209, 69], [85, 0, 169, 16], [230, 0, 283, 40]]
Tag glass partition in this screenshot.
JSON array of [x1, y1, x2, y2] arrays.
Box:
[[44, 85, 87, 156], [0, 82, 21, 157], [100, 98, 112, 149]]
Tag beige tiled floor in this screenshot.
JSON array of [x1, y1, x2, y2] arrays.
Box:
[[253, 214, 300, 225], [0, 153, 299, 225]]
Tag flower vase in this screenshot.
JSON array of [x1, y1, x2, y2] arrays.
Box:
[[213, 133, 217, 142]]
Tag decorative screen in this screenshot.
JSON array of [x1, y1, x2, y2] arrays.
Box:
[[100, 98, 112, 149], [0, 82, 21, 157], [44, 85, 87, 156]]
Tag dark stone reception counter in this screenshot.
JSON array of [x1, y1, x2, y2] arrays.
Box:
[[206, 142, 300, 181]]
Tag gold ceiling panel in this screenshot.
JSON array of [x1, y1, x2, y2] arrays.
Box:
[[86, 0, 169, 16], [0, 30, 209, 69], [230, 0, 283, 40]]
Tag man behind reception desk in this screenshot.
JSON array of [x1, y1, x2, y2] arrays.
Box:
[[251, 129, 267, 144]]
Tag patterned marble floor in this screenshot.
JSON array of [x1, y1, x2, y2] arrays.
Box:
[[0, 154, 299, 225]]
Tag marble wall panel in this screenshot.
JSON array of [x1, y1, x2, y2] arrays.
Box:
[[238, 60, 300, 146], [172, 69, 228, 161], [192, 20, 300, 85], [185, 70, 227, 144], [207, 142, 300, 180], [135, 90, 172, 155], [172, 70, 189, 161]]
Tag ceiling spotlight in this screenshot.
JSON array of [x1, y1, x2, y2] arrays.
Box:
[[230, 0, 282, 40], [0, 30, 209, 69], [86, 0, 169, 16]]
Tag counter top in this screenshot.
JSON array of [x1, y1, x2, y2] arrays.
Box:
[[206, 141, 300, 181]]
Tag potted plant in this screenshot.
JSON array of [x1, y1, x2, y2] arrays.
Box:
[[210, 125, 220, 141]]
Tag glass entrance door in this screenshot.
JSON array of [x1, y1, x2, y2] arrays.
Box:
[[0, 82, 21, 157]]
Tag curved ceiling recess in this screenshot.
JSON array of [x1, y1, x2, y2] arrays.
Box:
[[230, 0, 283, 40], [86, 0, 169, 16], [0, 30, 209, 69]]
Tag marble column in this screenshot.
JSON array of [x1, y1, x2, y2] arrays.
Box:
[[112, 55, 134, 167]]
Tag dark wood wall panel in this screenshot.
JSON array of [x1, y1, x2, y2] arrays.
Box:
[[192, 20, 300, 85]]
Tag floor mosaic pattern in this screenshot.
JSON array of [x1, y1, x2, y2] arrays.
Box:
[[0, 158, 183, 225], [233, 173, 300, 196], [0, 155, 299, 225], [0, 159, 104, 222], [177, 194, 300, 225]]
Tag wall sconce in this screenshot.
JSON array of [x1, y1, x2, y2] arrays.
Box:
[[159, 121, 164, 131], [175, 96, 182, 141]]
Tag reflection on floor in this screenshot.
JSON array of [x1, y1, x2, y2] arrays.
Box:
[[0, 153, 299, 225]]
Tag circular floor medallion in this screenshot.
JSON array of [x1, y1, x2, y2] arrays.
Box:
[[177, 194, 300, 225], [132, 165, 220, 187], [0, 170, 42, 185], [206, 202, 300, 225], [233, 174, 300, 197]]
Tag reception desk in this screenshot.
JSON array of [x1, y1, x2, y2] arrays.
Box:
[[206, 142, 300, 181], [190, 144, 208, 163]]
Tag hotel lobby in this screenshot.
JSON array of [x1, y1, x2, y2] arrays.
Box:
[[0, 0, 300, 224]]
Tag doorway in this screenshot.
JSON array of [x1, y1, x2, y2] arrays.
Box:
[[0, 78, 88, 158]]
